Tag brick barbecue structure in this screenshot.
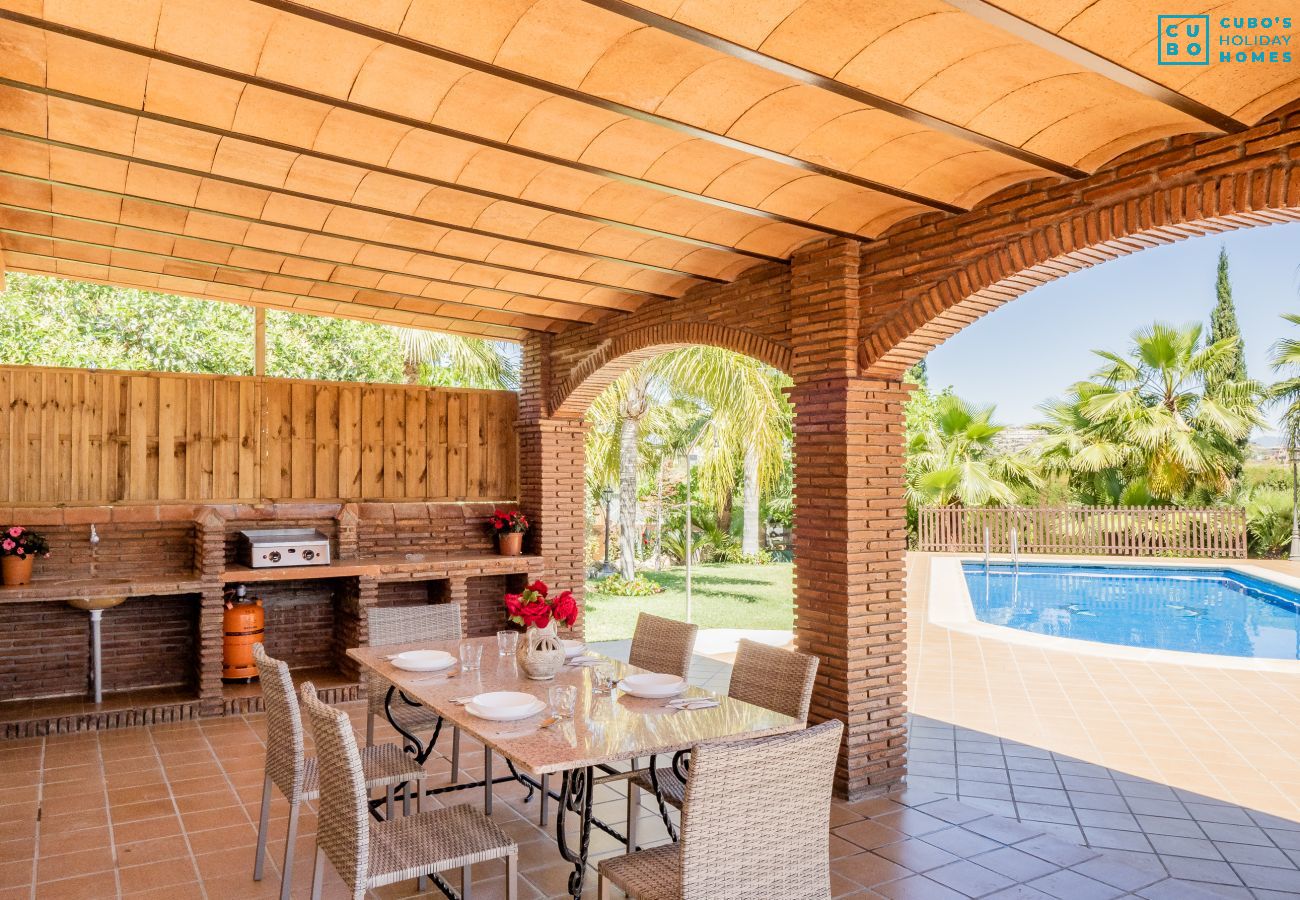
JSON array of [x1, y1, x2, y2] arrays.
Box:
[[0, 0, 1296, 801]]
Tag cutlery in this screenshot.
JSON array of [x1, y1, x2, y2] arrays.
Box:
[[538, 716, 561, 728]]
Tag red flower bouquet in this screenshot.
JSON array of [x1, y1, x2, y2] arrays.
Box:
[[503, 580, 579, 630]]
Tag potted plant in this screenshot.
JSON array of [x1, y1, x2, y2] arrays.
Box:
[[504, 580, 578, 680], [490, 509, 529, 556], [0, 526, 50, 586]]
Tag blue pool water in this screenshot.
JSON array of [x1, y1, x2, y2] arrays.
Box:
[[962, 562, 1300, 660]]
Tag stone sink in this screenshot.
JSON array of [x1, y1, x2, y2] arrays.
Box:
[[64, 581, 132, 703], [65, 594, 128, 611]]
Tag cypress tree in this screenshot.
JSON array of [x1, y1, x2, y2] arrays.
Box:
[[1208, 245, 1249, 479], [1209, 246, 1247, 382]]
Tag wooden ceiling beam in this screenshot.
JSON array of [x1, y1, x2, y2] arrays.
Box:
[[0, 169, 673, 304], [1, 128, 747, 281], [6, 256, 529, 341], [579, 0, 1090, 179], [248, 0, 964, 214], [0, 237, 559, 334], [0, 77, 860, 251], [0, 11, 901, 239], [0, 212, 614, 325]]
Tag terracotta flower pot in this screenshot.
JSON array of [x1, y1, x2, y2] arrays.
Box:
[[497, 531, 524, 556], [2, 555, 34, 586], [516, 621, 565, 680]]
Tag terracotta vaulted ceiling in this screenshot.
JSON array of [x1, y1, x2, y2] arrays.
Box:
[[0, 0, 1293, 340]]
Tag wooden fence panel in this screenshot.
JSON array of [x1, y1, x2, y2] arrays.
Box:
[[917, 506, 1246, 559], [0, 365, 518, 503]]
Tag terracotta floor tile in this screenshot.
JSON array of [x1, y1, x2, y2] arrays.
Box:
[[35, 847, 117, 883]]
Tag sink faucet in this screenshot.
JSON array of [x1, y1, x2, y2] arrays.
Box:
[[89, 524, 100, 545]]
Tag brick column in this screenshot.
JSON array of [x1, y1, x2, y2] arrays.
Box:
[[336, 574, 376, 681], [517, 334, 589, 638], [789, 238, 910, 798], [194, 508, 227, 715]]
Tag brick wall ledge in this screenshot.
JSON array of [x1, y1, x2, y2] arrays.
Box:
[[0, 573, 203, 604]]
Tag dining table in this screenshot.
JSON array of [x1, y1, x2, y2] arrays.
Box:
[[348, 634, 804, 899]]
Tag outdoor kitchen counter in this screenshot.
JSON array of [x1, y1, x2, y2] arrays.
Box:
[[222, 552, 544, 583], [0, 573, 205, 603]]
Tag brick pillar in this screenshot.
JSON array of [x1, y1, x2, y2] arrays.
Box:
[[789, 238, 910, 798], [194, 508, 227, 715], [517, 334, 589, 638], [336, 503, 359, 560], [337, 574, 376, 681], [447, 575, 469, 636]]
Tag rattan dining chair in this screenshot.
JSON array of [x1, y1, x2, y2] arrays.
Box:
[[626, 640, 819, 845], [599, 719, 843, 900], [251, 645, 426, 900], [301, 683, 518, 900], [628, 612, 698, 678], [366, 604, 465, 779]]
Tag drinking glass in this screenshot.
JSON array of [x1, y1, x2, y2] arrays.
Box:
[[460, 641, 484, 671], [549, 684, 577, 718], [496, 630, 519, 656], [592, 663, 616, 694]]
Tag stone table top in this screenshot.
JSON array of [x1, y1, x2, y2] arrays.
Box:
[[348, 636, 803, 776]]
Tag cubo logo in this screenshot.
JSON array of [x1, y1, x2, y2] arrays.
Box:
[[1158, 14, 1210, 64]]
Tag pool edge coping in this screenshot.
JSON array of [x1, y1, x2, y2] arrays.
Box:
[[927, 555, 1300, 674]]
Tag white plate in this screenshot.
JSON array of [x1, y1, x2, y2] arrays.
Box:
[[472, 691, 540, 714], [391, 650, 456, 673], [465, 698, 547, 722], [562, 639, 586, 658], [618, 673, 686, 698]]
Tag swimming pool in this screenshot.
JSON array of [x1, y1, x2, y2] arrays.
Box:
[[962, 562, 1300, 660]]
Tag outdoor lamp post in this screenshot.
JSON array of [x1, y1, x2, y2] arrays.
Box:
[[598, 487, 617, 577], [1291, 443, 1300, 561], [685, 449, 699, 624]]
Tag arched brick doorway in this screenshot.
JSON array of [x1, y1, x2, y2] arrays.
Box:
[[859, 126, 1300, 377]]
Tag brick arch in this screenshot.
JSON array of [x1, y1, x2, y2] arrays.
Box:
[[860, 136, 1300, 378], [549, 322, 793, 417]]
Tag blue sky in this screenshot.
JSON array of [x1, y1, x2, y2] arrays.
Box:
[[926, 221, 1300, 435]]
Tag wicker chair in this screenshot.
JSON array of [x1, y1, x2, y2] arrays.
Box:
[[366, 604, 464, 778], [620, 613, 699, 836], [251, 645, 426, 900], [626, 640, 819, 842], [301, 683, 518, 900], [628, 613, 698, 678], [599, 719, 842, 900]]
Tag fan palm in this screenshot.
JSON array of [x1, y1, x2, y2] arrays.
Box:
[[394, 328, 518, 390], [907, 395, 1039, 507], [1069, 322, 1262, 501]]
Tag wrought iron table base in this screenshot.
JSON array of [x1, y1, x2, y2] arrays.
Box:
[[381, 686, 674, 900]]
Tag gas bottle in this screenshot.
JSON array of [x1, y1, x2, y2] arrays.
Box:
[[222, 584, 264, 683]]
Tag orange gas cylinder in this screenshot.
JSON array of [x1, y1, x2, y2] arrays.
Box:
[[223, 587, 264, 683]]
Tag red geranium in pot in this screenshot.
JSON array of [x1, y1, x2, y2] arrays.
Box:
[[489, 509, 529, 556], [0, 526, 50, 586], [504, 580, 579, 680]]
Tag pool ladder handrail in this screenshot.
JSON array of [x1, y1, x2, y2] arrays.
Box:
[[1010, 527, 1019, 575], [983, 527, 990, 572]]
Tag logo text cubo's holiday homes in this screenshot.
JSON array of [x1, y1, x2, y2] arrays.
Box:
[[1158, 14, 1293, 65]]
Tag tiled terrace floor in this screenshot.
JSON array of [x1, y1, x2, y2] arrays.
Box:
[[0, 649, 1222, 900], [908, 554, 1300, 897]]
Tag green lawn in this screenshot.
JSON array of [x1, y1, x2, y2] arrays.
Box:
[[583, 563, 794, 642]]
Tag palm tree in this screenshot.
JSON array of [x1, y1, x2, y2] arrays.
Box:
[[1064, 322, 1262, 502], [394, 329, 518, 390], [906, 395, 1039, 507], [1266, 312, 1300, 557], [645, 348, 791, 556]]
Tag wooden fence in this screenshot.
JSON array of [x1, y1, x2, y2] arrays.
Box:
[[917, 506, 1247, 559], [0, 366, 518, 503]]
